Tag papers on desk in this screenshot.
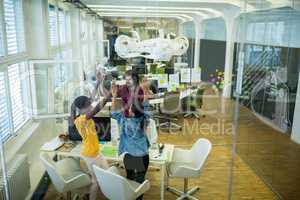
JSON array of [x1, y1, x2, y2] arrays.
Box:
[[180, 68, 201, 83], [150, 149, 172, 162], [41, 136, 64, 151], [169, 73, 180, 88], [157, 74, 168, 88], [191, 67, 201, 83], [180, 68, 191, 83]]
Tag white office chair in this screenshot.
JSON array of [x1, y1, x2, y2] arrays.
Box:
[[40, 152, 91, 200], [166, 138, 212, 200], [111, 118, 120, 141], [146, 118, 158, 146], [93, 165, 150, 200]]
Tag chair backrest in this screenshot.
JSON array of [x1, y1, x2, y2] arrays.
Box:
[[146, 118, 158, 145], [40, 152, 65, 192], [201, 83, 220, 114], [161, 92, 181, 114], [190, 138, 212, 170], [195, 88, 204, 108], [111, 118, 120, 141], [93, 165, 135, 200]]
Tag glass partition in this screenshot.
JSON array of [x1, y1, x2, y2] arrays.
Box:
[[232, 1, 300, 200], [29, 60, 82, 118]]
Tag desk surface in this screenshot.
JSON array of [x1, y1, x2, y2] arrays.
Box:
[[57, 142, 174, 164]]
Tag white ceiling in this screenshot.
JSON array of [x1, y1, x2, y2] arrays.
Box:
[[82, 0, 300, 22]]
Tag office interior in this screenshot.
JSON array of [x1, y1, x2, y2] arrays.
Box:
[[0, 0, 300, 200]]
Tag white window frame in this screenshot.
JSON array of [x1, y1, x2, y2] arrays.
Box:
[[0, 0, 6, 57], [28, 59, 82, 119], [1, 0, 26, 57], [48, 1, 72, 59], [0, 60, 31, 142]]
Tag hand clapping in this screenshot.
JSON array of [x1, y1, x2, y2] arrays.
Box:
[[96, 70, 104, 83]]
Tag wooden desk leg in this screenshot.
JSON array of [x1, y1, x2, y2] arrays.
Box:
[[160, 163, 166, 200]]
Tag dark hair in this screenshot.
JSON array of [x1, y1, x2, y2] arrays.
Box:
[[131, 102, 148, 130], [125, 70, 139, 86], [131, 102, 144, 118], [74, 96, 90, 109]]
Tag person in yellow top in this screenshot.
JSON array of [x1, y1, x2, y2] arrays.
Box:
[[73, 94, 109, 200], [74, 112, 100, 157]]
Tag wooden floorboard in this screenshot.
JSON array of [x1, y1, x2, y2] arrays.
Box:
[[42, 95, 300, 200]]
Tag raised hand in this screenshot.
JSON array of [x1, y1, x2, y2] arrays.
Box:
[[96, 70, 104, 83], [111, 80, 118, 98]]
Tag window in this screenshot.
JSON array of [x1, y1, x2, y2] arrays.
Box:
[[0, 72, 10, 142], [48, 4, 58, 46], [8, 62, 28, 132], [0, 19, 4, 56], [82, 43, 88, 67], [3, 0, 25, 55], [81, 15, 87, 41], [48, 4, 72, 59], [58, 8, 66, 44], [65, 11, 72, 43], [62, 49, 72, 58]]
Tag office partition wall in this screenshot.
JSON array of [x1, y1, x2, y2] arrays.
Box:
[[232, 1, 300, 199]]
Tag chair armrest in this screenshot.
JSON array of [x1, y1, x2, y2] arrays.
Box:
[[64, 173, 91, 191], [57, 151, 82, 159], [172, 148, 191, 163], [172, 165, 200, 178], [135, 180, 150, 198], [153, 115, 178, 121]]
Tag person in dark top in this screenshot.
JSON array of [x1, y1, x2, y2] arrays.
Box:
[[116, 70, 144, 117]]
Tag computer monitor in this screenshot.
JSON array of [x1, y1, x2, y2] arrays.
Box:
[[131, 57, 145, 65], [150, 79, 158, 94], [68, 117, 111, 142], [111, 71, 119, 79], [132, 64, 147, 75], [165, 68, 174, 74], [93, 117, 111, 142]]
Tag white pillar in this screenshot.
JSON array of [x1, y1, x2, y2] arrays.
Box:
[[70, 8, 81, 59], [178, 22, 184, 35], [24, 0, 49, 59], [98, 19, 105, 61], [222, 18, 236, 98], [193, 18, 202, 69], [291, 72, 300, 144]]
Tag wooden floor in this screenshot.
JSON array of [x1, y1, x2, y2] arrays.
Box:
[[236, 105, 300, 200], [44, 95, 300, 200]]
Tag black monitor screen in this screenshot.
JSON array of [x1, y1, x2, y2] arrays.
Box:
[[93, 117, 111, 141], [131, 57, 145, 65], [69, 117, 111, 142], [132, 65, 147, 74], [165, 68, 174, 74]]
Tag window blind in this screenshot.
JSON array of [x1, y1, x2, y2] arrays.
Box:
[[48, 4, 58, 46], [4, 0, 25, 55], [8, 63, 27, 132], [0, 72, 11, 142]]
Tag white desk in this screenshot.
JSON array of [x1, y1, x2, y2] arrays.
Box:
[[53, 142, 174, 200], [148, 88, 197, 106], [94, 97, 163, 108], [94, 88, 196, 109]]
